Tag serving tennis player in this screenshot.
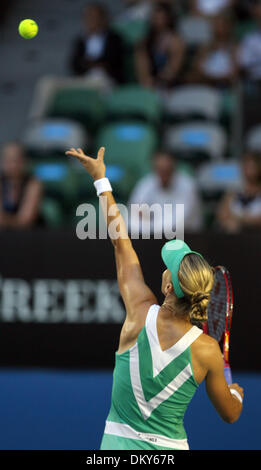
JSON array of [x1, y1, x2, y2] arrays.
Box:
[[66, 146, 243, 451]]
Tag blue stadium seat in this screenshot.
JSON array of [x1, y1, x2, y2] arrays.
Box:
[[197, 160, 242, 199]]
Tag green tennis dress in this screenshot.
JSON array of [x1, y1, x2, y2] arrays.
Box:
[[100, 304, 202, 450]]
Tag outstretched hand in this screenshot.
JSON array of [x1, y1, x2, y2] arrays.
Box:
[[65, 146, 106, 181]]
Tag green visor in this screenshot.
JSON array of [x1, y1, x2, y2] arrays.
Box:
[[161, 239, 202, 298]]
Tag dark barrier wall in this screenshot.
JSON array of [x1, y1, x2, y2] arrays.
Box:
[[0, 0, 14, 23], [0, 230, 260, 370]]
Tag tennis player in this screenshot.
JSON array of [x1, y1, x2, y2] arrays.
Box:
[[66, 146, 244, 451]]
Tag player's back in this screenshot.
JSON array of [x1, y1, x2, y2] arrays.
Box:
[[100, 304, 203, 450]]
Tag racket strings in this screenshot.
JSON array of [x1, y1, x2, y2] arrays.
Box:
[[207, 271, 228, 342]]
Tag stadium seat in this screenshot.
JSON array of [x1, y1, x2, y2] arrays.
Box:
[[105, 85, 162, 125], [197, 160, 242, 200], [40, 197, 66, 228], [23, 117, 90, 216], [70, 196, 101, 230], [196, 160, 242, 227], [31, 159, 78, 219], [178, 16, 212, 48], [164, 121, 227, 164], [22, 118, 87, 158], [95, 121, 158, 201], [70, 165, 96, 203], [164, 85, 222, 122], [45, 87, 106, 132], [245, 124, 261, 152]]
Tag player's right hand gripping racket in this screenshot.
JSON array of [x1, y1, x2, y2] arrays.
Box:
[[203, 266, 234, 384]]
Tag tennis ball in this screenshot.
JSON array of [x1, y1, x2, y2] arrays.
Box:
[[18, 19, 38, 39]]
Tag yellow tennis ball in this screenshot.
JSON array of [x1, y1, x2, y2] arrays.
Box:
[[18, 19, 38, 39]]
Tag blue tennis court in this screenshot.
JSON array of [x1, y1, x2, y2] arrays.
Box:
[[0, 369, 259, 450]]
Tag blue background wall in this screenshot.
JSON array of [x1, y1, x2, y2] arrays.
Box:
[[0, 369, 259, 450]]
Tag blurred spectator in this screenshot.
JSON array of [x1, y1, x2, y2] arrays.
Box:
[[128, 150, 203, 236], [191, 0, 235, 17], [188, 14, 238, 86], [0, 142, 43, 229], [69, 3, 124, 85], [178, 1, 213, 50], [117, 0, 152, 22], [217, 150, 261, 232], [238, 0, 261, 82], [135, 2, 185, 88], [117, 0, 176, 22]]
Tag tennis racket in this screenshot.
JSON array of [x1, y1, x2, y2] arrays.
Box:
[[203, 266, 234, 384]]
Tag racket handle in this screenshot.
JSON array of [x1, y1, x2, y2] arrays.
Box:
[[224, 364, 232, 385]]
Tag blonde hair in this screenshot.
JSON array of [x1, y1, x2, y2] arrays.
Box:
[[176, 254, 214, 323]]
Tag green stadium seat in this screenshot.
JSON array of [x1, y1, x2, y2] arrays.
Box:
[[40, 197, 66, 228], [71, 166, 96, 201], [70, 196, 101, 231], [95, 121, 158, 202], [45, 87, 106, 132], [105, 85, 162, 125]]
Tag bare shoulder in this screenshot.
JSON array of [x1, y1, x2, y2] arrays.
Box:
[[190, 332, 222, 384], [194, 332, 220, 351], [191, 332, 221, 367]]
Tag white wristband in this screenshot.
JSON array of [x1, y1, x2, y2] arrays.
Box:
[[93, 177, 112, 196], [230, 388, 243, 404]]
